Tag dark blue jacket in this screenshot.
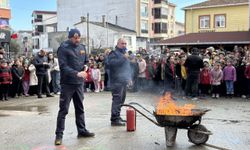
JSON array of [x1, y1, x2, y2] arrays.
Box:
[[57, 40, 88, 84], [108, 47, 132, 86], [33, 54, 50, 75]]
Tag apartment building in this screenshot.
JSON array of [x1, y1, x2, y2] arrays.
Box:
[[57, 0, 183, 49], [31, 11, 57, 51]]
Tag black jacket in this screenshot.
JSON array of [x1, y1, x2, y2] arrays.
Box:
[[57, 40, 88, 84], [108, 48, 132, 86], [184, 55, 204, 73], [33, 54, 50, 75]]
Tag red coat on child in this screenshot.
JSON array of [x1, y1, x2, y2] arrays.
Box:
[[200, 68, 211, 85]]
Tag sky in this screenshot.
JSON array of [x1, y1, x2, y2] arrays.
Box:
[[9, 0, 206, 31]]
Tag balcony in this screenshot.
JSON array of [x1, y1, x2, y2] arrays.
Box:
[[154, 0, 168, 4], [141, 29, 148, 34]]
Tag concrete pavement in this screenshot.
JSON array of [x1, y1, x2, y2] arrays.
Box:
[[0, 92, 250, 150]]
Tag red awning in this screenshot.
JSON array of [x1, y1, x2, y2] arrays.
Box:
[[151, 31, 250, 46]]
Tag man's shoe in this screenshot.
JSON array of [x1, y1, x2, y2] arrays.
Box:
[[77, 130, 95, 138], [54, 137, 62, 145], [46, 94, 54, 97], [111, 120, 126, 126], [38, 95, 43, 98]]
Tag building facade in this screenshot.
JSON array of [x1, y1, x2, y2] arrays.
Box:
[[57, 0, 183, 49], [74, 19, 137, 52], [184, 0, 249, 34], [0, 0, 10, 28], [31, 11, 57, 52]]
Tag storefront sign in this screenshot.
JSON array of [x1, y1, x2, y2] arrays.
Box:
[[0, 30, 11, 43]]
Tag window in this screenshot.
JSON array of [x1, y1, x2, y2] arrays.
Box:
[[141, 3, 148, 17], [215, 15, 225, 28], [0, 0, 10, 8], [36, 25, 44, 33], [153, 23, 167, 33], [154, 23, 161, 33], [161, 8, 168, 19], [162, 23, 168, 33], [153, 8, 161, 19], [154, 0, 161, 4], [199, 16, 210, 29], [141, 20, 148, 33]]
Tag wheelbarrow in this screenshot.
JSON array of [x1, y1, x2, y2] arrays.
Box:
[[122, 102, 212, 146]]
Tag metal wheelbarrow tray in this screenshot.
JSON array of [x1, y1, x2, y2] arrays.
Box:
[[122, 102, 212, 145]]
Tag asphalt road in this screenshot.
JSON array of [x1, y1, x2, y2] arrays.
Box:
[[0, 91, 250, 150]]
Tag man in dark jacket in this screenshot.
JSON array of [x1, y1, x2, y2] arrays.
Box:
[[33, 49, 53, 98], [54, 29, 94, 145], [184, 48, 204, 99], [108, 38, 132, 126]]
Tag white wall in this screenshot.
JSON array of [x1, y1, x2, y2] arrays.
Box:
[[75, 22, 136, 51], [57, 0, 136, 31]]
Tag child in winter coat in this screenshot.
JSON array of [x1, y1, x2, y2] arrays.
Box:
[[210, 62, 223, 98], [223, 60, 236, 98], [98, 63, 105, 92], [91, 63, 101, 92], [22, 63, 30, 96], [245, 62, 250, 99], [199, 61, 211, 96], [0, 60, 12, 100]]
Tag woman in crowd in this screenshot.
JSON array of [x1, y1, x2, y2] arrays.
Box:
[[10, 59, 24, 98]]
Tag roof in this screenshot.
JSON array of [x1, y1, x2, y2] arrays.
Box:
[[32, 10, 57, 15], [183, 0, 249, 10], [151, 31, 250, 46], [74, 21, 136, 34], [175, 21, 184, 26]]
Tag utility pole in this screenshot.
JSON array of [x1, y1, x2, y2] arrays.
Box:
[[87, 13, 90, 54]]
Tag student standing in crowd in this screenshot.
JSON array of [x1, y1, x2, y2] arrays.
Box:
[[199, 61, 211, 96], [28, 59, 38, 96], [48, 53, 61, 95], [98, 62, 105, 92], [223, 60, 236, 98], [91, 63, 101, 93], [210, 62, 223, 98], [245, 61, 250, 99], [0, 59, 12, 101], [22, 62, 30, 97], [10, 59, 24, 98]]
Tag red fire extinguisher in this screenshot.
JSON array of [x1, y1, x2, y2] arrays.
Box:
[[126, 107, 136, 132]]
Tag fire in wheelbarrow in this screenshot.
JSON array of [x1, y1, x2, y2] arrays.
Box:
[[122, 92, 212, 148]]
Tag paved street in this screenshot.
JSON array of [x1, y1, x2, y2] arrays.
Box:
[[0, 92, 250, 150]]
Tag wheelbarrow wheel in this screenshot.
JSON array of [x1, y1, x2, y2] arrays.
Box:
[[187, 124, 209, 145]]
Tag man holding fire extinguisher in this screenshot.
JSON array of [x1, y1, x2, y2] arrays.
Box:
[[107, 38, 132, 126]]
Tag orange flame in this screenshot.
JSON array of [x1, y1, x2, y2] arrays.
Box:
[[156, 93, 195, 116]]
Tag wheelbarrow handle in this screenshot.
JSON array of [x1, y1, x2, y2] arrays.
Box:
[[128, 102, 154, 116], [121, 103, 162, 127]]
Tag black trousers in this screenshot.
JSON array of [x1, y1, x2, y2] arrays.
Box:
[[37, 74, 50, 96], [55, 84, 86, 137], [111, 83, 127, 122], [0, 84, 10, 100], [211, 85, 220, 94], [185, 71, 199, 97]]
